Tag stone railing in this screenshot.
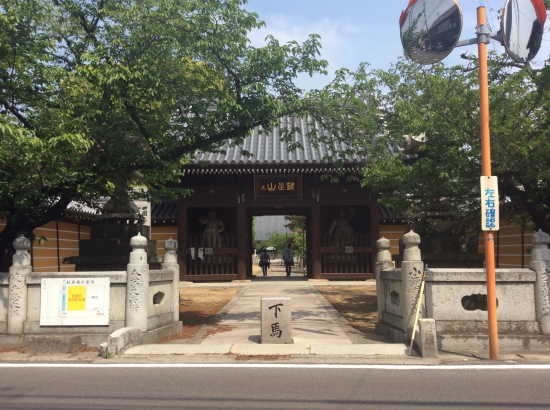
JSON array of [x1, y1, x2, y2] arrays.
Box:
[[376, 230, 550, 358], [0, 234, 182, 356]]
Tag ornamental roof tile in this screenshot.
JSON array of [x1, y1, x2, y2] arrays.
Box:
[[190, 116, 367, 167]]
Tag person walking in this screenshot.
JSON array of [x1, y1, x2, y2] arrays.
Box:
[[282, 243, 293, 276], [259, 247, 270, 277]]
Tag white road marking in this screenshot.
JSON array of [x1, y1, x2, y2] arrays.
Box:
[[0, 363, 549, 370]]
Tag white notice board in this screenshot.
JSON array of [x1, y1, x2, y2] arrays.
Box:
[[40, 278, 110, 326]]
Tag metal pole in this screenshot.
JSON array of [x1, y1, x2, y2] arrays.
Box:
[[477, 6, 499, 360]]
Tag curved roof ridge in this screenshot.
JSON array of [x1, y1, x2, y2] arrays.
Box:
[[189, 115, 369, 166]]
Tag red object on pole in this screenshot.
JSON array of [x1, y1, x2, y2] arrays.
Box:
[[477, 6, 499, 360]]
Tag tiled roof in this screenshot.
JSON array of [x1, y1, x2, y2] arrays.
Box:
[[151, 201, 178, 220], [190, 116, 367, 167]]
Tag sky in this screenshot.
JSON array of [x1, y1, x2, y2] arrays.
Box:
[[244, 0, 550, 90]]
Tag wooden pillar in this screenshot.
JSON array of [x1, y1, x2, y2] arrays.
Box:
[[177, 201, 187, 281], [369, 198, 380, 277], [236, 203, 247, 280], [311, 203, 322, 279]]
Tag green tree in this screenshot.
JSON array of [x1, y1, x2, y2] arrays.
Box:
[[0, 0, 380, 268], [255, 231, 301, 254], [262, 232, 290, 254], [284, 215, 306, 259], [361, 55, 550, 233]]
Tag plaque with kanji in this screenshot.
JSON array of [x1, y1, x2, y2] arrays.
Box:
[[254, 175, 302, 200]]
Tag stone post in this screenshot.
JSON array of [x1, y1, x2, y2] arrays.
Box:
[[161, 237, 180, 323], [261, 296, 292, 344], [400, 230, 424, 337], [530, 230, 550, 334], [375, 237, 393, 325], [126, 233, 149, 332], [8, 236, 32, 335]]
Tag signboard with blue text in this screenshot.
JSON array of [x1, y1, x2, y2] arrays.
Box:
[[480, 176, 499, 231], [40, 278, 110, 326]]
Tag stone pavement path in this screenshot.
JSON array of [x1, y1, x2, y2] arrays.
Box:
[[201, 282, 353, 345], [165, 261, 392, 347]]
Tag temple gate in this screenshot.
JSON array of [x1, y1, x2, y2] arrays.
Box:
[[174, 118, 380, 281]]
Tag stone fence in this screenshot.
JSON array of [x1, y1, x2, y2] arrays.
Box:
[[0, 234, 182, 356], [376, 230, 550, 358]]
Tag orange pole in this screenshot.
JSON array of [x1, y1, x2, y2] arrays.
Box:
[[477, 6, 499, 360]]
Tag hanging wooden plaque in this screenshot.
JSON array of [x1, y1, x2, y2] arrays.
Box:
[[254, 175, 302, 200]]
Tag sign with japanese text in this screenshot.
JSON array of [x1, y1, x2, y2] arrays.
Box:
[[480, 176, 499, 231], [40, 278, 110, 326], [254, 175, 302, 200], [260, 296, 292, 344]]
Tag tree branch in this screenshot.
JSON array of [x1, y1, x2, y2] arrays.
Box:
[[0, 97, 36, 133], [160, 123, 260, 161]]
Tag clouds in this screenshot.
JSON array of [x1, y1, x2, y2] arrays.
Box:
[[247, 12, 365, 89], [244, 0, 550, 90], [244, 0, 410, 89]]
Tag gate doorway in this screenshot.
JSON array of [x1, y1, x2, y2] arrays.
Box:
[[251, 211, 308, 279]]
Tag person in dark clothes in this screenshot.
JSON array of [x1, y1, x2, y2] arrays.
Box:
[[259, 247, 270, 276], [282, 243, 293, 276]]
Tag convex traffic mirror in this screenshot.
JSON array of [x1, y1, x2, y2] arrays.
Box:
[[501, 0, 547, 63], [399, 0, 463, 65]]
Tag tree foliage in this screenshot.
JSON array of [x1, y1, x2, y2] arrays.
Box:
[[255, 231, 290, 254], [361, 54, 550, 234], [0, 0, 380, 268]]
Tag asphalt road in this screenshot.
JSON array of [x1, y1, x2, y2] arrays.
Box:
[[0, 364, 549, 409]]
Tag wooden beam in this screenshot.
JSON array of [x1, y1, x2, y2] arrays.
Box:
[[184, 274, 238, 282], [236, 202, 247, 280], [311, 203, 322, 279]]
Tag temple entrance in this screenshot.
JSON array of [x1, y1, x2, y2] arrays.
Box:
[[251, 211, 308, 279], [173, 116, 382, 281], [177, 182, 379, 282]]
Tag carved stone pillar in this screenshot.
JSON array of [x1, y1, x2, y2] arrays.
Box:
[[530, 230, 550, 334], [161, 237, 180, 323], [375, 237, 393, 325], [8, 236, 32, 335], [126, 233, 149, 331], [400, 230, 424, 337]]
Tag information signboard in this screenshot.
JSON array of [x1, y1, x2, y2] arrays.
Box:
[[480, 176, 499, 231], [40, 277, 110, 326]]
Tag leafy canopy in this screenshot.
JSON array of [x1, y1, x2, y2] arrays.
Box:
[[361, 54, 550, 234], [0, 0, 381, 268]]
